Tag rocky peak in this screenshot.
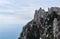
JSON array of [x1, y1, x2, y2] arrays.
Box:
[[18, 7, 60, 39]]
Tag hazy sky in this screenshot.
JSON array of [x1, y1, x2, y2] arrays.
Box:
[[0, 0, 60, 25]]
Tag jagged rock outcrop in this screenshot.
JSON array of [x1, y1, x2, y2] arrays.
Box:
[[18, 7, 60, 39]]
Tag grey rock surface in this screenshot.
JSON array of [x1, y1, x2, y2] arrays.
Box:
[[18, 7, 60, 39]]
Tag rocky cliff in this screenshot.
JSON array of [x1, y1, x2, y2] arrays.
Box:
[[18, 7, 60, 39]]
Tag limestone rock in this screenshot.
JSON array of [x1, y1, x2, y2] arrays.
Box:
[[18, 7, 60, 39]]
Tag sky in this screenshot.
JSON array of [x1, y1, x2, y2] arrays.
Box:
[[0, 0, 60, 25], [0, 0, 60, 39]]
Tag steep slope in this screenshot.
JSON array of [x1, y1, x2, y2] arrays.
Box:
[[18, 7, 60, 39]]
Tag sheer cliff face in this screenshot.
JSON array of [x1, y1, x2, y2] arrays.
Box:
[[18, 7, 60, 39]]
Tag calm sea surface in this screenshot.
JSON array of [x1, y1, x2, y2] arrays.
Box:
[[0, 24, 23, 39]]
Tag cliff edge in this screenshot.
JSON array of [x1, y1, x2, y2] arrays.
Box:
[[18, 7, 60, 39]]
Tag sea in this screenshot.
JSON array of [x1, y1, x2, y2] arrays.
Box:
[[0, 24, 23, 39]]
